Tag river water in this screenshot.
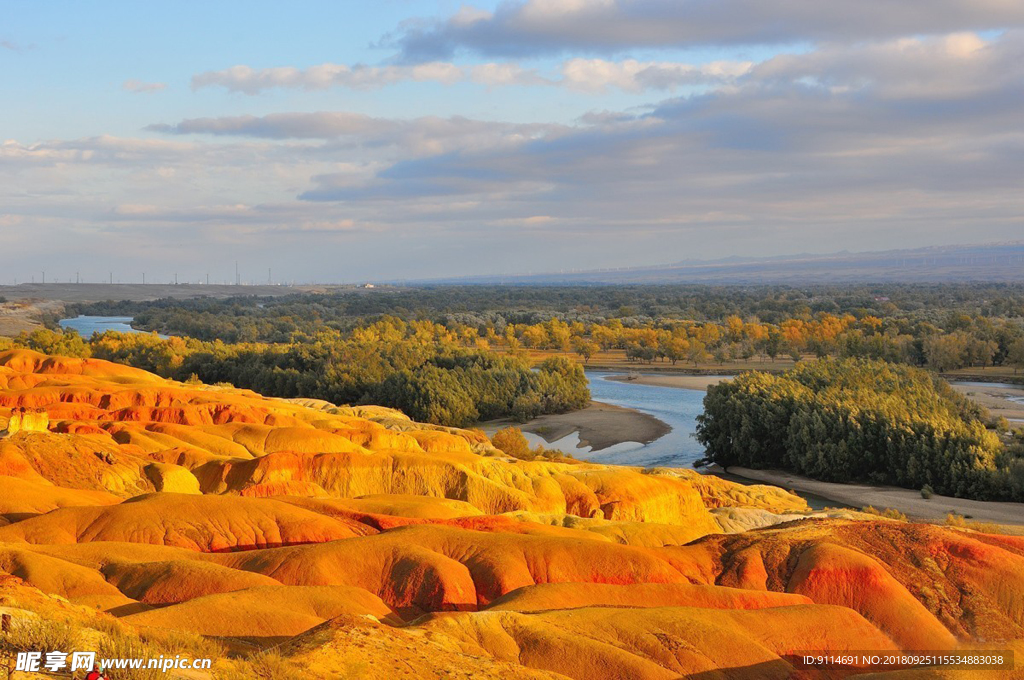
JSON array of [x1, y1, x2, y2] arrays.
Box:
[[59, 315, 168, 339], [522, 371, 712, 469]]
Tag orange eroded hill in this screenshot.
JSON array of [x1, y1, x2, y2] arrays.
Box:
[[1, 349, 1023, 679], [121, 585, 396, 639]]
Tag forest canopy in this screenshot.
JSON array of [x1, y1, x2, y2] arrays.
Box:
[[69, 283, 1024, 374], [695, 358, 1024, 501]]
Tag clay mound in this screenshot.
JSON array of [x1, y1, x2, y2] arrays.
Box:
[[419, 604, 898, 679], [239, 480, 332, 497], [101, 559, 281, 605], [407, 430, 473, 454], [557, 468, 723, 528], [0, 475, 121, 520], [127, 423, 255, 458], [27, 540, 219, 571], [278, 496, 485, 528], [308, 494, 483, 520], [189, 447, 556, 515], [711, 506, 859, 533], [675, 519, 1024, 645], [789, 542, 957, 650], [652, 467, 810, 513], [487, 582, 812, 613], [282, 614, 563, 680], [192, 450, 723, 528], [0, 432, 154, 497], [0, 349, 160, 383], [506, 512, 705, 548], [143, 445, 230, 468], [143, 462, 201, 494], [121, 585, 395, 639], [0, 545, 135, 610], [0, 492, 378, 551], [221, 524, 689, 614], [209, 423, 367, 456]]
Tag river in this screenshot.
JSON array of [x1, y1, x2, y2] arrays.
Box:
[[521, 371, 711, 469], [59, 315, 168, 339]]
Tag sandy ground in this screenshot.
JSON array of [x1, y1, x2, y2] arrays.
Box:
[[607, 374, 731, 390], [0, 300, 65, 337], [484, 401, 671, 451], [951, 382, 1024, 423], [727, 466, 1024, 527]]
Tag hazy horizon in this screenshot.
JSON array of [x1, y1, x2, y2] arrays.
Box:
[[3, 1, 1023, 283]]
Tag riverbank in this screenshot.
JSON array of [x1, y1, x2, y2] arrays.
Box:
[[725, 465, 1024, 529], [607, 374, 730, 390], [950, 382, 1024, 422], [483, 400, 672, 452]]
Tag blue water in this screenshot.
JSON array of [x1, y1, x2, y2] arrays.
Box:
[[519, 371, 713, 469], [59, 315, 168, 339]]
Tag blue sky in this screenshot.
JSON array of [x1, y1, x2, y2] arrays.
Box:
[[2, 1, 1023, 283]]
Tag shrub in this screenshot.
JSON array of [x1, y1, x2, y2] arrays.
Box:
[[213, 650, 317, 680], [945, 513, 967, 528], [861, 506, 908, 521], [5, 616, 81, 654], [921, 485, 934, 499], [492, 427, 534, 460], [97, 629, 163, 680]]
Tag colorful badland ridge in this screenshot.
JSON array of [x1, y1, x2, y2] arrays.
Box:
[[0, 348, 1021, 678]]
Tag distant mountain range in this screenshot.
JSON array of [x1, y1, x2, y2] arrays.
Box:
[[426, 242, 1024, 285]]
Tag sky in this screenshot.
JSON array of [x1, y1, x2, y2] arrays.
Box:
[[2, 0, 1023, 284]]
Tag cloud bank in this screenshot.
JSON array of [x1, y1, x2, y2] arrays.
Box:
[[3, 4, 1023, 282], [387, 0, 1024, 60]]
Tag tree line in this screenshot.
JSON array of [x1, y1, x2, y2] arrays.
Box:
[[70, 284, 1024, 374], [2, 319, 590, 427]]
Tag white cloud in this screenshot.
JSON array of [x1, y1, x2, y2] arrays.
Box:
[[191, 57, 750, 94], [191, 62, 465, 94], [560, 58, 752, 92]]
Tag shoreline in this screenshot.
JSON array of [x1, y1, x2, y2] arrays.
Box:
[[724, 465, 1024, 528], [481, 400, 671, 452], [606, 373, 730, 391], [949, 382, 1024, 422]]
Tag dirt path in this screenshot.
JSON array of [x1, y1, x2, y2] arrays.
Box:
[[727, 466, 1024, 528]]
